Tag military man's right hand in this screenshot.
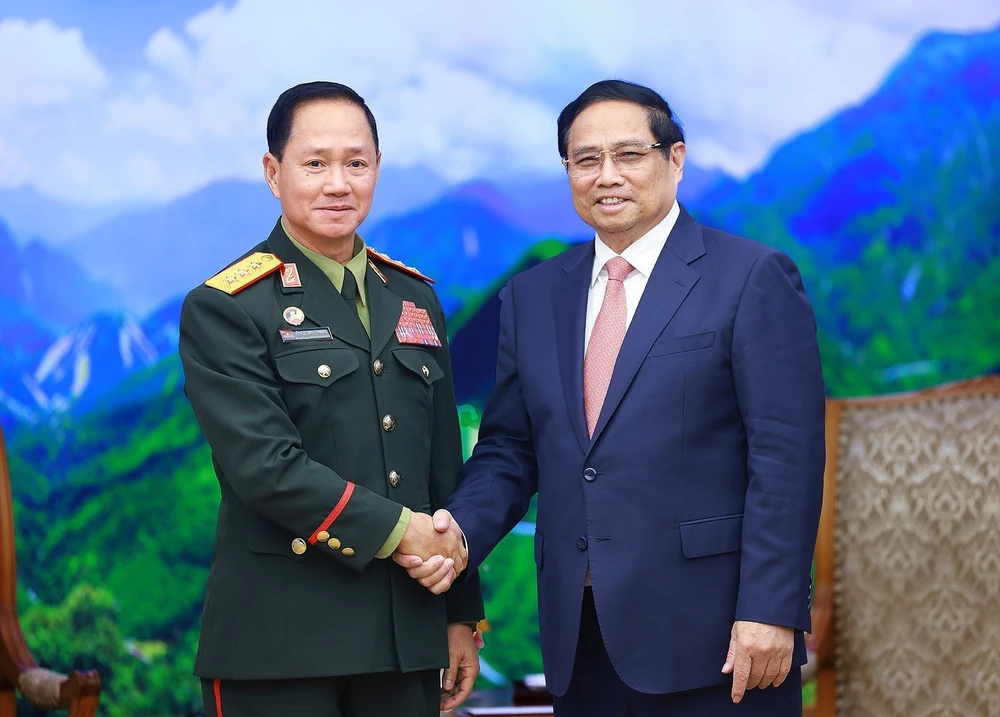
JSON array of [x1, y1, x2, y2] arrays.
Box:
[[393, 509, 467, 594]]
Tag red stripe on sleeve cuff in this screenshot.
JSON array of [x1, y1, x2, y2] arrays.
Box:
[[309, 482, 355, 545]]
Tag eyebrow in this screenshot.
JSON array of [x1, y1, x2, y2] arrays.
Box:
[[571, 139, 649, 157], [300, 145, 372, 157]]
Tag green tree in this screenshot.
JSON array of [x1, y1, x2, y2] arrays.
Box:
[[18, 583, 201, 717]]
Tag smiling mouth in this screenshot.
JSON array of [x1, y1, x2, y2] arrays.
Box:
[[597, 198, 627, 205]]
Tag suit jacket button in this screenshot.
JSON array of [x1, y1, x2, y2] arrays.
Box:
[[316, 531, 330, 543], [328, 538, 342, 549], [342, 547, 355, 557], [317, 364, 332, 379], [576, 536, 588, 551], [421, 365, 430, 377], [373, 359, 384, 375], [389, 470, 401, 487], [291, 538, 307, 555], [583, 467, 597, 482], [382, 415, 396, 431]]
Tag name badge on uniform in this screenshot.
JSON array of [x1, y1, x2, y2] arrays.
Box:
[[395, 301, 442, 347], [280, 327, 334, 343]]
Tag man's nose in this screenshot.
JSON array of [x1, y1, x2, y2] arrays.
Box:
[[322, 166, 351, 194], [595, 152, 624, 185]]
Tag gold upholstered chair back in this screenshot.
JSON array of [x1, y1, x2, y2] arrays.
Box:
[[809, 376, 1000, 716]]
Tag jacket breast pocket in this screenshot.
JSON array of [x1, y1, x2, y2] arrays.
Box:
[[247, 518, 312, 562], [679, 513, 743, 559], [647, 331, 716, 358], [391, 348, 443, 386], [275, 347, 359, 386]]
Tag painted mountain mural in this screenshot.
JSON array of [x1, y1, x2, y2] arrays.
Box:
[[696, 28, 1000, 393], [1, 25, 997, 716]]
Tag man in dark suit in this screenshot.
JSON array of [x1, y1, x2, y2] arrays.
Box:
[[179, 81, 483, 717], [399, 80, 826, 716]]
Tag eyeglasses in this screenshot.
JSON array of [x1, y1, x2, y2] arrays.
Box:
[[562, 142, 664, 178]]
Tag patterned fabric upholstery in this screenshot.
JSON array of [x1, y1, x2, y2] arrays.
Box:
[[833, 392, 1000, 716]]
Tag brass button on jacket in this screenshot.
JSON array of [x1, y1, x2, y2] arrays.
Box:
[[373, 359, 384, 375], [291, 538, 307, 555], [317, 364, 332, 379], [382, 414, 396, 432], [316, 531, 330, 543], [389, 470, 401, 487]]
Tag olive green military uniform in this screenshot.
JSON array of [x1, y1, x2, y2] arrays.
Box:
[[179, 219, 484, 715]]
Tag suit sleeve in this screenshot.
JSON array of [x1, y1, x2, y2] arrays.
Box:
[[446, 277, 539, 574], [424, 290, 485, 624], [179, 286, 403, 571], [731, 250, 826, 633]]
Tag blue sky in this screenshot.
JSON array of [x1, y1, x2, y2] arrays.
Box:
[[0, 0, 225, 70], [1, 0, 998, 204]]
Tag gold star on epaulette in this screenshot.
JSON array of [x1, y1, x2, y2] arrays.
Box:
[[205, 252, 283, 295], [366, 247, 434, 284]]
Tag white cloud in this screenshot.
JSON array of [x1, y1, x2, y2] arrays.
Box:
[[374, 60, 556, 179], [803, 0, 1000, 35], [0, 18, 106, 117], [1, 0, 999, 202], [146, 27, 194, 80]]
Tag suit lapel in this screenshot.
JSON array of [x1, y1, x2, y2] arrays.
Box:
[[366, 266, 404, 358], [552, 243, 594, 453], [267, 223, 370, 351], [588, 208, 706, 449]]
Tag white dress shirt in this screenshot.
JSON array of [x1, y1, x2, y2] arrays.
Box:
[[584, 201, 680, 352]]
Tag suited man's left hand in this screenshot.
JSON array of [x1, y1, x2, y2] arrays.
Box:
[[721, 620, 794, 703]]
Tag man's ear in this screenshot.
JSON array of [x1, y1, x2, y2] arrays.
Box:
[[263, 152, 281, 199], [671, 142, 686, 177]]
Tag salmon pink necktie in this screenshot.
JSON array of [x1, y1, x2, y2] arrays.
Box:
[[584, 256, 633, 438]]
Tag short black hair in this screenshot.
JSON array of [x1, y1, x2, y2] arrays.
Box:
[[556, 79, 684, 159], [266, 81, 379, 160]]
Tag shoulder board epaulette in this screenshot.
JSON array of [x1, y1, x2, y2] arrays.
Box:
[[366, 247, 434, 284], [204, 252, 283, 295]]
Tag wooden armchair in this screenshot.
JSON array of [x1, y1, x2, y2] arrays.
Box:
[[808, 376, 1000, 716], [0, 426, 101, 716]]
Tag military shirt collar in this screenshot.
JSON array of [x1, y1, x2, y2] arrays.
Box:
[[280, 219, 369, 308]]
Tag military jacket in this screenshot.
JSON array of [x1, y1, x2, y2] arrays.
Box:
[[179, 220, 484, 680]]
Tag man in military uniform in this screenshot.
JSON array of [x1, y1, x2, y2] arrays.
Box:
[[179, 81, 483, 717]]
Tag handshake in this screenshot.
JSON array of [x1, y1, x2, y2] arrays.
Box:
[[391, 509, 465, 594]]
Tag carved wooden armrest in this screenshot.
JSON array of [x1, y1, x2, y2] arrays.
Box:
[[18, 667, 101, 710], [0, 605, 101, 710]]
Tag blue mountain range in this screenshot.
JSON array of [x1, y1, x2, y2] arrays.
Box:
[[37, 161, 729, 316], [700, 27, 1000, 265], [0, 186, 143, 245], [56, 167, 455, 315]]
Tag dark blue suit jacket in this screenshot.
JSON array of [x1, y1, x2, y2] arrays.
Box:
[[447, 207, 825, 696]]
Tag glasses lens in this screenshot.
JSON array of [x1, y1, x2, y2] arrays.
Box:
[[615, 148, 648, 168], [567, 156, 601, 177]]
